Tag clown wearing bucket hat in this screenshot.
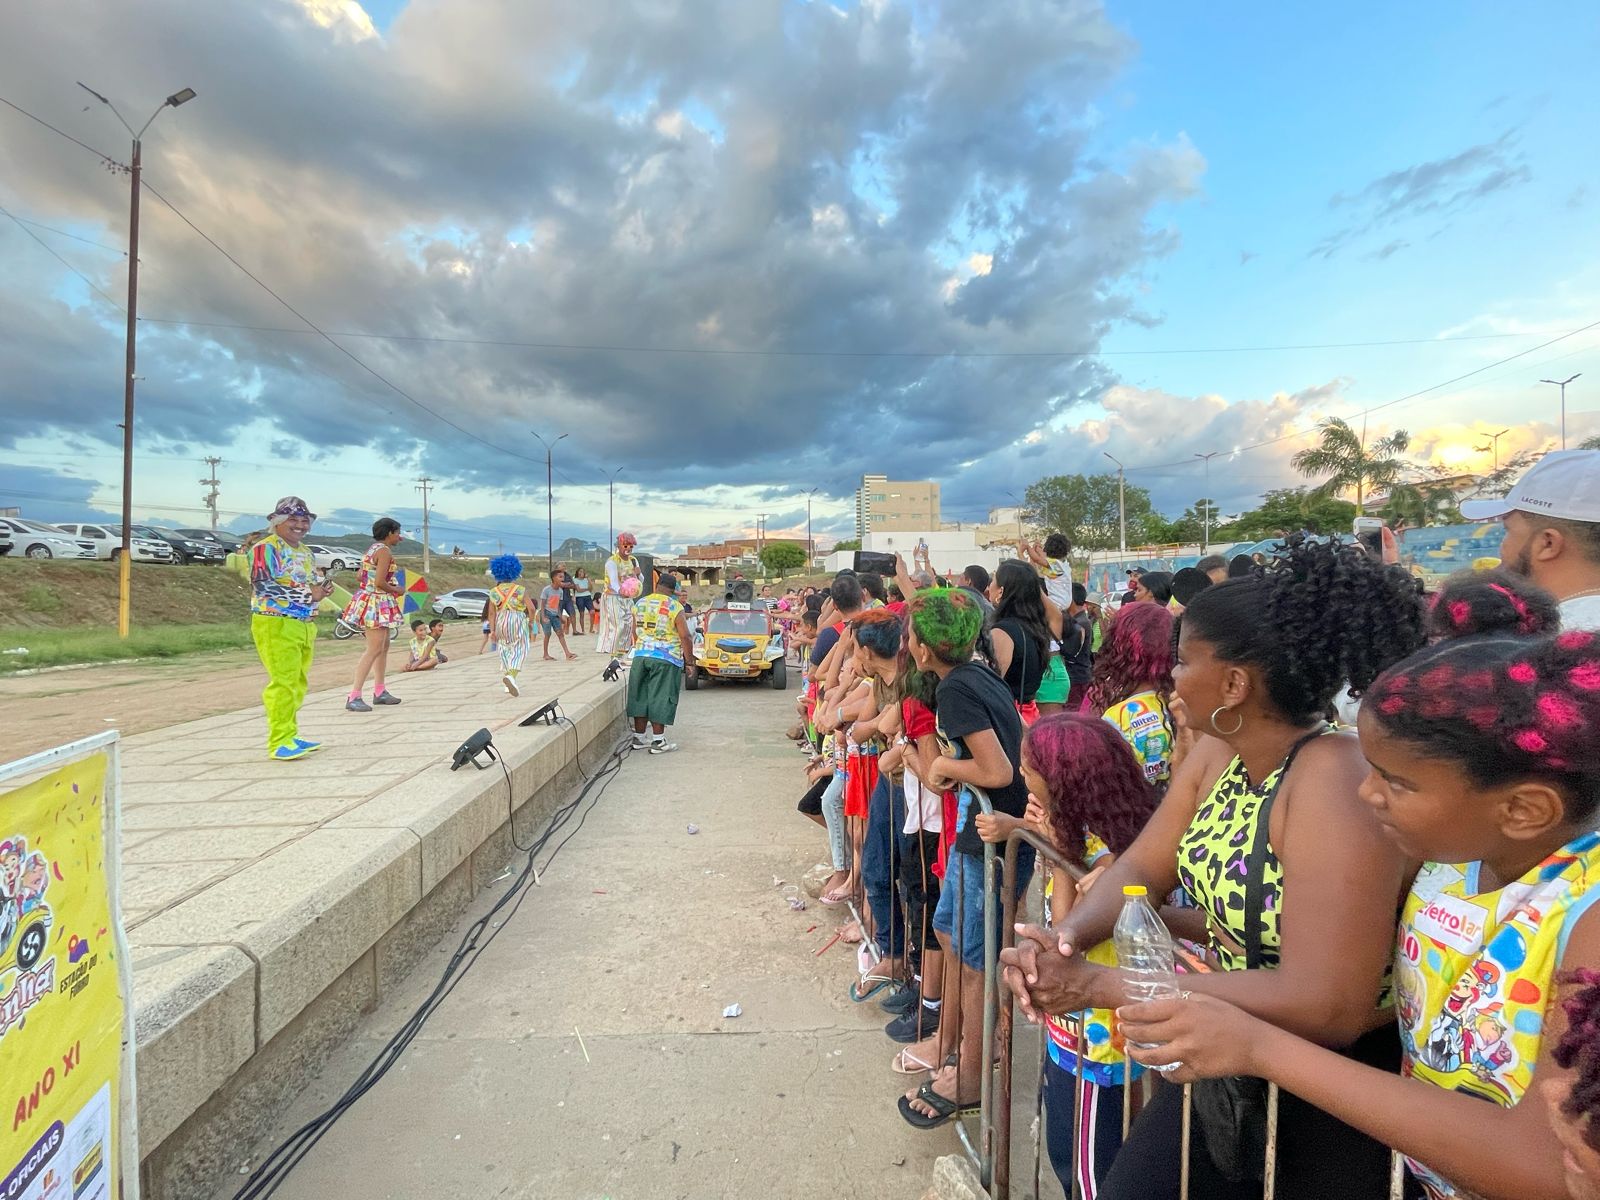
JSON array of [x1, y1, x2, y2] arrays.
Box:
[[250, 496, 334, 760], [597, 530, 642, 656]]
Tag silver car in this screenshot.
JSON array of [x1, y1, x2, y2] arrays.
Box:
[[0, 519, 97, 559], [54, 522, 174, 563], [432, 588, 491, 619]]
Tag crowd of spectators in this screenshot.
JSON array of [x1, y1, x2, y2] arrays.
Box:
[[781, 449, 1600, 1200]]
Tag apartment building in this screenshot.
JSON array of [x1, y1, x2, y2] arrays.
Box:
[[853, 475, 941, 538]]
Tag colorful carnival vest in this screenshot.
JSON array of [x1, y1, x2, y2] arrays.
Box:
[[632, 594, 685, 664], [1042, 834, 1145, 1087], [607, 552, 640, 596], [1395, 830, 1600, 1198]]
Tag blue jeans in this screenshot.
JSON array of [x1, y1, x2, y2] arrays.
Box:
[[862, 773, 907, 958], [932, 806, 1037, 971]]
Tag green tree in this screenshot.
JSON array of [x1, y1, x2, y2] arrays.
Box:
[[831, 538, 862, 552], [1290, 417, 1412, 509], [1023, 473, 1156, 551], [1582, 435, 1600, 451], [759, 540, 807, 578], [1223, 487, 1358, 539]]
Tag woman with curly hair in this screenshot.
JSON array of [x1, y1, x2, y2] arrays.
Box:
[[1550, 970, 1600, 1200], [1088, 601, 1177, 790], [482, 554, 536, 697], [1109, 568, 1600, 1200], [1002, 536, 1428, 1199]]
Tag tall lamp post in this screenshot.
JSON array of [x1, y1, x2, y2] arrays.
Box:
[[805, 487, 819, 564], [1474, 428, 1511, 474], [1194, 451, 1222, 552], [1102, 453, 1127, 555], [532, 430, 567, 574], [78, 81, 197, 637], [607, 466, 625, 548], [1540, 375, 1581, 449]]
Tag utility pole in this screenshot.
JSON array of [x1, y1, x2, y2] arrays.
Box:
[[1540, 375, 1581, 449], [608, 467, 625, 549], [415, 476, 433, 575], [805, 487, 819, 564], [1103, 453, 1127, 555], [1474, 428, 1510, 474], [79, 81, 196, 637], [199, 457, 222, 529], [756, 514, 767, 560], [1194, 451, 1222, 552], [532, 431, 568, 575]]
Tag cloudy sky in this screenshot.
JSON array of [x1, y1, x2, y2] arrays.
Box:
[[2, 0, 1598, 553]]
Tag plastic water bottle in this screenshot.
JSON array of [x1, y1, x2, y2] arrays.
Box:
[[1113, 884, 1182, 1072]]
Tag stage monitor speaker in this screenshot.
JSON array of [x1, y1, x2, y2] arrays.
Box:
[[725, 579, 754, 604]]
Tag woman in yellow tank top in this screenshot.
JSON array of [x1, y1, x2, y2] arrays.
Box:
[[1117, 570, 1600, 1200], [1000, 537, 1428, 1199]]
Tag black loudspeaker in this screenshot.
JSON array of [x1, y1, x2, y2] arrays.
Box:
[[725, 579, 754, 604], [634, 553, 656, 592]]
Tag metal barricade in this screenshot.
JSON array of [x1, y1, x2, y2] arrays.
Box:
[[982, 828, 1410, 1200]]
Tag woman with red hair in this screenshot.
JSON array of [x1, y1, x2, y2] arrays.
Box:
[[1088, 602, 1177, 791]]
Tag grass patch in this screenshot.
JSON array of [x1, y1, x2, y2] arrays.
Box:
[[0, 618, 341, 672]]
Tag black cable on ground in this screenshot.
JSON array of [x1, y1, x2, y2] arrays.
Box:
[[232, 735, 635, 1200]]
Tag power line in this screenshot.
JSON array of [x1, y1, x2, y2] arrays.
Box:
[[0, 201, 125, 311], [132, 314, 1565, 361], [135, 175, 547, 468], [1121, 318, 1600, 474], [4, 212, 125, 254], [0, 95, 124, 167]]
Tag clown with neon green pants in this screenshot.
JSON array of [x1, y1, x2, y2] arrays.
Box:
[[250, 496, 335, 761]]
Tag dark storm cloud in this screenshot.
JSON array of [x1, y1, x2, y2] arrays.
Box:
[[1, 0, 1201, 502]]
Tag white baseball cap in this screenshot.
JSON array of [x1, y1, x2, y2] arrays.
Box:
[[1459, 449, 1600, 523]]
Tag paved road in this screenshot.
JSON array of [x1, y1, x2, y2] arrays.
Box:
[[221, 679, 950, 1200]]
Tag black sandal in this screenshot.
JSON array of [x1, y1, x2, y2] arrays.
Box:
[[897, 1082, 980, 1129]]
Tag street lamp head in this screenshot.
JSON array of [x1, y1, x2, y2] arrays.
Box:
[[166, 88, 197, 108]]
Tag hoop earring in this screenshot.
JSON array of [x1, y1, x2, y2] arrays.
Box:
[[1209, 705, 1244, 737]]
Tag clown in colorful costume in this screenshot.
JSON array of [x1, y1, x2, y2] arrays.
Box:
[[250, 496, 333, 760], [485, 554, 534, 698], [1396, 830, 1600, 1198], [596, 531, 642, 655]]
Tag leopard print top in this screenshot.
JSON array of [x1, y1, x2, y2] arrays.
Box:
[[1177, 753, 1287, 972]]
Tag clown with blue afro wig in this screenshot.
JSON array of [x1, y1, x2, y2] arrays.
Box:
[[489, 554, 524, 583]]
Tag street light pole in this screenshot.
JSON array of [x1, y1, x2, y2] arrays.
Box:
[[607, 466, 625, 548], [79, 82, 196, 637], [1102, 453, 1127, 555], [532, 431, 567, 575], [805, 487, 819, 564], [1540, 375, 1581, 449], [1474, 428, 1511, 474], [1194, 452, 1222, 552]]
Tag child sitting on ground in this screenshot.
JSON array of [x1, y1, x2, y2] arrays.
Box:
[[427, 618, 448, 664], [401, 619, 439, 673], [539, 572, 578, 661]]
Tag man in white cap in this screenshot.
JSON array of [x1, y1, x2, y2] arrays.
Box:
[[1460, 449, 1600, 630]]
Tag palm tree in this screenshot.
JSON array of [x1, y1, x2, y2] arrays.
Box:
[[1290, 417, 1412, 510]]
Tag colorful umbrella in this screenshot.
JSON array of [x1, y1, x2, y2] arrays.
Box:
[[394, 568, 432, 615]]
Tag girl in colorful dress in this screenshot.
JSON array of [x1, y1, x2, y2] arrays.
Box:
[[1115, 569, 1600, 1200], [483, 554, 535, 697], [345, 517, 405, 712]]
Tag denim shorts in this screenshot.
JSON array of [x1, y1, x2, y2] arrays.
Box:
[[931, 792, 1037, 972]]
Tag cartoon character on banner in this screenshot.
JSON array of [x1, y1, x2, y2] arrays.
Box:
[[1420, 959, 1501, 1074], [0, 835, 53, 963]]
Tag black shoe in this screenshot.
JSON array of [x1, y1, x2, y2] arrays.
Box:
[[880, 984, 918, 1015], [886, 1005, 939, 1044]]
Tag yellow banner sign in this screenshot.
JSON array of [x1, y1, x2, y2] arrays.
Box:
[[2, 753, 125, 1200]]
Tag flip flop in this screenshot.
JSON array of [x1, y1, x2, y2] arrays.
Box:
[[897, 1083, 980, 1130], [890, 1047, 938, 1075], [819, 888, 851, 906], [849, 971, 898, 1003]]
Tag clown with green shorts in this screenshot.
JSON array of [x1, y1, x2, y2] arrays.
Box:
[[250, 496, 334, 761]]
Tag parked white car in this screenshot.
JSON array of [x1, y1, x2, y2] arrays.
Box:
[[307, 544, 357, 571], [55, 522, 175, 563], [0, 519, 97, 560]]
